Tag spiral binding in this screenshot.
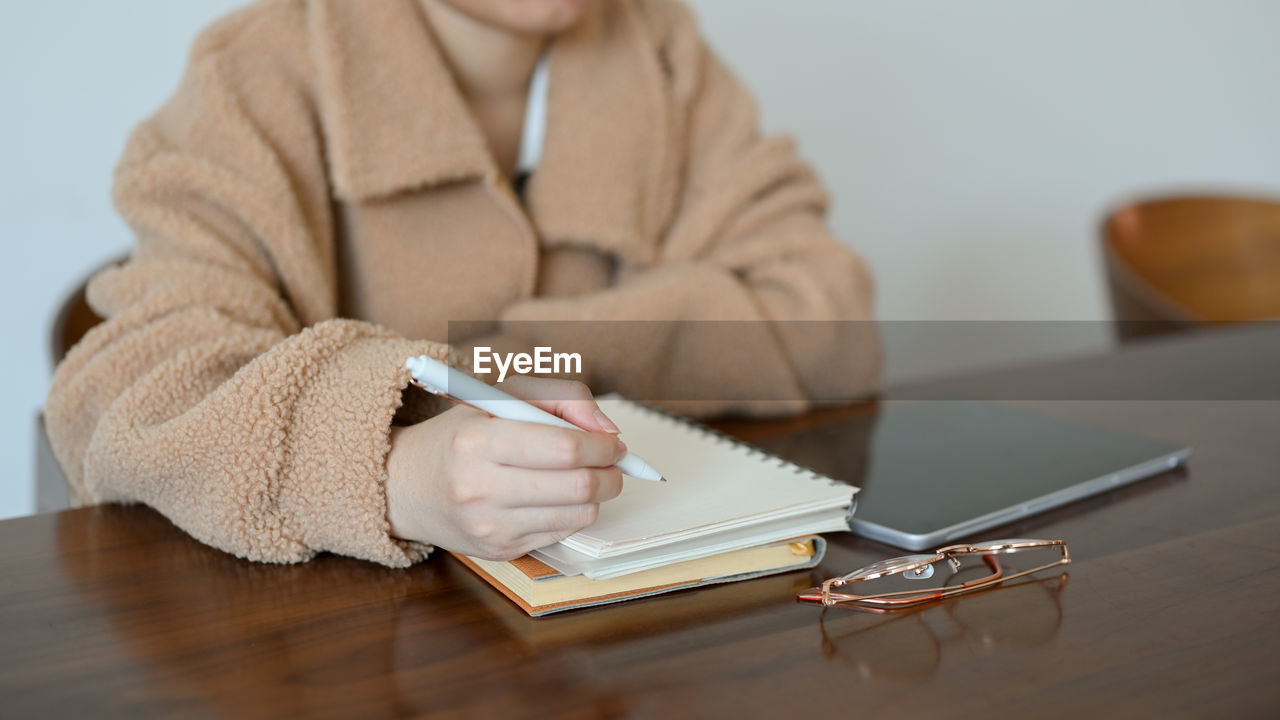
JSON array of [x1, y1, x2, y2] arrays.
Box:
[[616, 398, 845, 489]]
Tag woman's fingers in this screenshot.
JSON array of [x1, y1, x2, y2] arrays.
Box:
[[420, 379, 631, 560], [486, 465, 624, 508], [510, 504, 602, 552], [516, 504, 601, 535], [463, 504, 602, 560], [500, 376, 620, 434], [463, 416, 625, 470]]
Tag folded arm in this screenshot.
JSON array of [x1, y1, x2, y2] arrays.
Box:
[[500, 2, 880, 416], [46, 19, 443, 566]]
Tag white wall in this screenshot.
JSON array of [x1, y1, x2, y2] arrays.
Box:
[[1, 1, 246, 520], [2, 0, 1279, 520], [690, 0, 1280, 321]]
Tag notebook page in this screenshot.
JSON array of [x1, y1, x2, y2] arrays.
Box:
[[559, 396, 856, 558]]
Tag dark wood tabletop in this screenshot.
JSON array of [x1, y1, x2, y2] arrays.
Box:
[[3, 324, 1279, 719]]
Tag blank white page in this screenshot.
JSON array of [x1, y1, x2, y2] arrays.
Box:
[[560, 396, 857, 558]]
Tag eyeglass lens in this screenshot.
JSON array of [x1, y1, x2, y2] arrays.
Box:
[[839, 542, 1065, 600]]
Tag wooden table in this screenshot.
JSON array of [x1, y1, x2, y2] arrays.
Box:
[[3, 325, 1279, 718]]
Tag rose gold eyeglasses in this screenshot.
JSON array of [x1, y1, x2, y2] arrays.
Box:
[[797, 538, 1070, 610]]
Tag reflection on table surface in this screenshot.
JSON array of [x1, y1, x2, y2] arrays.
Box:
[[816, 574, 1070, 682]]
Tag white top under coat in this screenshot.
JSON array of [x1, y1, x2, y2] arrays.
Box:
[[515, 53, 550, 177]]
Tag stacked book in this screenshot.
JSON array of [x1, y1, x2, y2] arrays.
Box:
[[454, 396, 857, 616]]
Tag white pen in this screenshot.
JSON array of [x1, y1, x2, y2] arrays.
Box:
[[405, 355, 666, 482]]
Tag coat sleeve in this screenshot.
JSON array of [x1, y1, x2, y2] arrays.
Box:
[[498, 0, 880, 416], [45, 16, 446, 566]]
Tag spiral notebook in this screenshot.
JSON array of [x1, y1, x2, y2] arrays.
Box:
[[454, 395, 855, 615], [525, 395, 857, 579]]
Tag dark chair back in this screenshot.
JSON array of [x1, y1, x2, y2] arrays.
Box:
[[40, 256, 124, 512], [49, 257, 125, 369]]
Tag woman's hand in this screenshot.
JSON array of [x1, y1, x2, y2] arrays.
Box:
[[385, 377, 625, 560]]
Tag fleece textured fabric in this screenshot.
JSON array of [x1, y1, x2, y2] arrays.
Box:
[[46, 0, 879, 567]]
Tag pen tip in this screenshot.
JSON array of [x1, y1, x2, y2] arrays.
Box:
[[660, 476, 668, 483]]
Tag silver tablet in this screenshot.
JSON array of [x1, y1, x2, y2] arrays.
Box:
[[761, 402, 1190, 551]]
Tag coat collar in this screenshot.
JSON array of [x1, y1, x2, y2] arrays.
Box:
[[310, 0, 673, 263], [310, 0, 492, 199]]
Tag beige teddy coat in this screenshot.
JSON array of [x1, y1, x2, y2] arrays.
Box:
[[45, 0, 878, 567]]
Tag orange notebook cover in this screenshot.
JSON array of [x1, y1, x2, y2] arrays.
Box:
[[453, 536, 826, 617]]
